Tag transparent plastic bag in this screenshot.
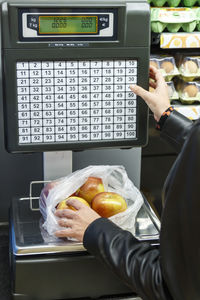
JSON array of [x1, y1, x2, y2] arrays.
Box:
[[39, 165, 144, 237]]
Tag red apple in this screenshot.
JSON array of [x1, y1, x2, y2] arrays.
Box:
[[42, 180, 60, 198], [40, 180, 61, 209], [91, 192, 127, 218], [76, 177, 105, 205], [56, 196, 90, 210]]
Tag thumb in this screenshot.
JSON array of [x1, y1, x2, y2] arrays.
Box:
[[66, 198, 86, 210], [130, 84, 151, 103]]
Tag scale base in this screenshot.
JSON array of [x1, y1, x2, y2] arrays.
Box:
[[10, 195, 159, 300], [10, 250, 135, 299]]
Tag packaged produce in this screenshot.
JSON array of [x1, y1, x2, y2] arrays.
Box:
[[175, 106, 200, 120], [177, 56, 200, 81], [167, 81, 179, 100], [148, 0, 181, 6], [148, 0, 200, 6], [167, 0, 181, 6], [197, 7, 200, 31], [183, 0, 200, 7], [39, 165, 144, 237], [160, 32, 200, 49], [176, 80, 200, 104], [150, 55, 179, 81], [151, 7, 198, 33]]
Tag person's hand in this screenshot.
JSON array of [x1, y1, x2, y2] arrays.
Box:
[[54, 198, 101, 242], [130, 66, 170, 122]]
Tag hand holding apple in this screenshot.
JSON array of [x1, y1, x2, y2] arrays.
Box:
[[55, 198, 101, 241], [56, 196, 90, 210], [91, 192, 127, 218], [54, 178, 127, 241], [76, 177, 105, 205]]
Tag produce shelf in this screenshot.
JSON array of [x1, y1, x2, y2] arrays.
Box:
[[173, 103, 200, 119], [160, 32, 200, 49]]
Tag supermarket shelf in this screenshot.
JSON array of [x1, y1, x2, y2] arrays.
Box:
[[151, 32, 200, 50], [173, 103, 200, 120], [160, 32, 200, 49]]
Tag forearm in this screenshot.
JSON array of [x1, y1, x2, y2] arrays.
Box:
[[83, 218, 172, 300], [160, 110, 193, 153]]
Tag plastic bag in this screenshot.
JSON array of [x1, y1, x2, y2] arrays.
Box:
[[39, 165, 144, 237]]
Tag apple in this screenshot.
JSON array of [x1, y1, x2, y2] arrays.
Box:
[[56, 196, 90, 210], [76, 177, 105, 205], [42, 180, 60, 198], [91, 192, 127, 218], [40, 180, 61, 210]]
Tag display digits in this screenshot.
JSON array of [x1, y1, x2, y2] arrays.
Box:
[[52, 17, 67, 29], [39, 16, 97, 34], [81, 17, 93, 28]]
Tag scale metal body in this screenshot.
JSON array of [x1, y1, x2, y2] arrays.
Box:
[[10, 184, 160, 300], [0, 0, 158, 298], [3, 0, 150, 153]]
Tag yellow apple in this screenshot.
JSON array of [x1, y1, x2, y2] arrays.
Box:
[[76, 177, 105, 205], [56, 196, 90, 210], [91, 192, 127, 218]]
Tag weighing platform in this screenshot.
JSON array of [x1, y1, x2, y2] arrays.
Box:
[[10, 187, 160, 299]]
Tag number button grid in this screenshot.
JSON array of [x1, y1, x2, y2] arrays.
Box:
[[16, 60, 137, 144]]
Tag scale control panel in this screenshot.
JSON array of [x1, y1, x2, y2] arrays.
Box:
[[17, 59, 137, 145], [2, 2, 150, 152]]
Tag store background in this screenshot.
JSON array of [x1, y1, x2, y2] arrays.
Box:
[[141, 0, 200, 217]]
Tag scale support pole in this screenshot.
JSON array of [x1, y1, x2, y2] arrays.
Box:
[[43, 151, 72, 181]]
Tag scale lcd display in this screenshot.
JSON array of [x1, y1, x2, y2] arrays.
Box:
[[39, 16, 98, 34]]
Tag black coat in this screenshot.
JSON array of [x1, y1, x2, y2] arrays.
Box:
[[83, 110, 199, 300]]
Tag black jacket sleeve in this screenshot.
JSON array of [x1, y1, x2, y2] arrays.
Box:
[[83, 218, 172, 300], [160, 110, 193, 153], [160, 119, 200, 300], [83, 113, 199, 300]]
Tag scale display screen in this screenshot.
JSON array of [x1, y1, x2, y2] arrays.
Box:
[[39, 16, 98, 34], [19, 9, 116, 40]]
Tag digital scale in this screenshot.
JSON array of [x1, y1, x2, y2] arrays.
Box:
[[10, 188, 160, 300], [3, 0, 150, 153], [0, 0, 160, 299]]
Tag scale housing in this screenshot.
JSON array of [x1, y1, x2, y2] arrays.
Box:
[[0, 0, 155, 298], [10, 184, 160, 299]]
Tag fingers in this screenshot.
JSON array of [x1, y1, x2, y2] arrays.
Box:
[[67, 198, 87, 210], [57, 217, 73, 228], [130, 66, 166, 101], [55, 208, 75, 219], [149, 65, 166, 86], [153, 68, 166, 86], [55, 228, 74, 238], [149, 80, 156, 89], [149, 65, 157, 73], [149, 68, 156, 81], [130, 84, 151, 102]]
